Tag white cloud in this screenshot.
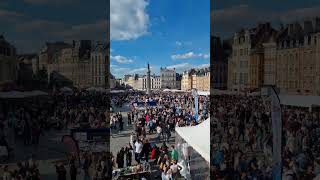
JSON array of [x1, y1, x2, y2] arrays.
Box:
[[111, 65, 157, 78], [175, 41, 192, 47], [171, 51, 210, 60], [111, 0, 149, 40], [213, 5, 320, 36], [175, 41, 182, 47], [167, 63, 210, 73], [111, 55, 134, 64], [60, 20, 107, 39]]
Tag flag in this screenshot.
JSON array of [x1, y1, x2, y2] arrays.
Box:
[[271, 87, 282, 180], [62, 135, 79, 158]]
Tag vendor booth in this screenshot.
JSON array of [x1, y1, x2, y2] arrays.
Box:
[[175, 119, 210, 180]]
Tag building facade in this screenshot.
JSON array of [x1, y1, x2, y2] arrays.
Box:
[[228, 23, 276, 92], [91, 42, 106, 87], [272, 19, 320, 95], [211, 36, 229, 89], [0, 35, 17, 86], [160, 67, 176, 89], [45, 41, 94, 88], [142, 75, 161, 90]]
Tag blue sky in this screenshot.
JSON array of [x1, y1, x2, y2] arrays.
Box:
[[110, 0, 210, 78], [0, 0, 108, 53], [213, 0, 320, 39]]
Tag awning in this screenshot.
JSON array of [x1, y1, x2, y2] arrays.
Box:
[[175, 119, 210, 162]]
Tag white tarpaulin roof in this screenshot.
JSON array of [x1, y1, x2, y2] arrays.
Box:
[[110, 90, 125, 93], [279, 94, 320, 107], [197, 91, 210, 96], [175, 119, 210, 162], [163, 89, 187, 93], [211, 89, 244, 95], [0, 90, 48, 99]]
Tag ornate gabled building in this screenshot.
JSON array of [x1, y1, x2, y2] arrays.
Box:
[[228, 23, 277, 92], [271, 18, 320, 95]]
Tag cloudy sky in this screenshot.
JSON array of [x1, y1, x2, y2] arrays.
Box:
[[0, 0, 108, 54], [213, 0, 320, 39], [110, 0, 210, 78]]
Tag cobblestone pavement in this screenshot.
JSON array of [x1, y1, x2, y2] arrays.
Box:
[[110, 104, 176, 179]]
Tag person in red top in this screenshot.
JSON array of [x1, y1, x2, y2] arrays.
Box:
[[150, 144, 158, 160], [145, 114, 149, 124]]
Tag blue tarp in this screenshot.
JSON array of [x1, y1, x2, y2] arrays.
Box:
[[133, 100, 157, 107]]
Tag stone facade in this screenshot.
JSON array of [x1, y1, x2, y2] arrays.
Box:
[[91, 42, 107, 87], [0, 35, 17, 85], [160, 67, 176, 89], [228, 23, 276, 92]]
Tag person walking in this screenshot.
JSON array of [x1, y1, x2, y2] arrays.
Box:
[[55, 163, 67, 180], [127, 112, 131, 125], [69, 160, 77, 180], [134, 139, 143, 164]]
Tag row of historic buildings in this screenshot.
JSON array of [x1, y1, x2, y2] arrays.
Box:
[[120, 66, 210, 91], [36, 40, 108, 88], [120, 67, 182, 90], [0, 36, 111, 90], [181, 68, 210, 91], [225, 17, 320, 95]]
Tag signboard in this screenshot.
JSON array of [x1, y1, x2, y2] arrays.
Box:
[[270, 87, 282, 180], [192, 89, 199, 121], [71, 128, 109, 152]]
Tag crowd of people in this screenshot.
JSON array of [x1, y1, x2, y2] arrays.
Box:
[[111, 91, 209, 179], [1, 155, 40, 180], [0, 89, 111, 179], [211, 95, 320, 180]]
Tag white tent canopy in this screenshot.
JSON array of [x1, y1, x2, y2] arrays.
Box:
[[211, 89, 244, 95], [197, 91, 210, 96], [279, 94, 320, 107], [163, 89, 188, 93], [175, 119, 210, 162], [110, 90, 125, 93]]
